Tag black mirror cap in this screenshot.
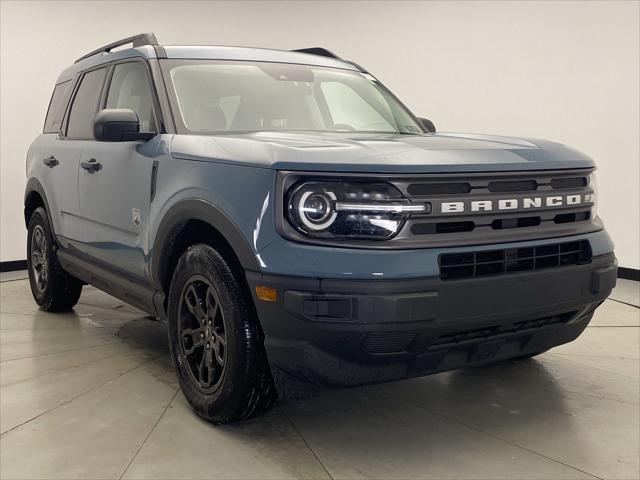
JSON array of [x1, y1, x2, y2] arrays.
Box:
[[418, 117, 436, 133], [94, 108, 152, 141]]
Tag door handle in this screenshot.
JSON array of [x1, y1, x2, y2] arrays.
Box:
[[43, 156, 59, 168], [80, 158, 102, 174]]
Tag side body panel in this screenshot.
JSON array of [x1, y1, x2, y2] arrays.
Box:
[[73, 136, 164, 281], [148, 140, 278, 290], [26, 134, 82, 248]]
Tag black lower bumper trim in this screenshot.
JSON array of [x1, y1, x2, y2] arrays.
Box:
[[247, 253, 616, 387]]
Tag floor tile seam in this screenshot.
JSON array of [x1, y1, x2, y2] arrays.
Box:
[[372, 389, 605, 480], [1, 350, 136, 388], [279, 404, 336, 480], [117, 388, 181, 480], [0, 341, 123, 363], [0, 351, 167, 437]]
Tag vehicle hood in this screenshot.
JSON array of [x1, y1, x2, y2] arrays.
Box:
[[170, 131, 595, 173]]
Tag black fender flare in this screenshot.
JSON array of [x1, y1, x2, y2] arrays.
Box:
[[24, 177, 67, 250], [150, 198, 261, 291], [24, 177, 63, 244], [24, 177, 52, 226]]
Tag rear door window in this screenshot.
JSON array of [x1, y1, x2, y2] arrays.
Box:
[[66, 67, 108, 139], [43, 81, 73, 133]]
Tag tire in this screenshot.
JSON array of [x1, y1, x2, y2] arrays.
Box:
[[27, 207, 82, 311], [167, 244, 276, 424]]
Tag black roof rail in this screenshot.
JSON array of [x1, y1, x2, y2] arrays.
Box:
[[74, 32, 159, 64], [292, 47, 341, 60], [291, 47, 369, 73]]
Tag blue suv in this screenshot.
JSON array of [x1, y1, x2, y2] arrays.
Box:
[[25, 33, 617, 423]]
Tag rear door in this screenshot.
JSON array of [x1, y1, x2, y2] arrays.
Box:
[[46, 68, 111, 246], [35, 79, 77, 243], [75, 60, 160, 281]]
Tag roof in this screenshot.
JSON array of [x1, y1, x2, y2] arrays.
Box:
[[57, 33, 358, 83], [162, 45, 357, 70]]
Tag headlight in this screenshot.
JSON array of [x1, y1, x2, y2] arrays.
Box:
[[286, 181, 425, 240], [589, 172, 598, 219]]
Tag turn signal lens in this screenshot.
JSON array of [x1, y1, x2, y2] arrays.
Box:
[[255, 285, 277, 302]]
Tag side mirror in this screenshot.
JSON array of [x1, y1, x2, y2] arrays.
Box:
[[93, 108, 154, 142], [418, 117, 436, 133]]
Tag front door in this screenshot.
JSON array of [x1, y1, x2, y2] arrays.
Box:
[[75, 60, 161, 282]]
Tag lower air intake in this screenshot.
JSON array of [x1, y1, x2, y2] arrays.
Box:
[[363, 332, 416, 354], [439, 240, 592, 280]]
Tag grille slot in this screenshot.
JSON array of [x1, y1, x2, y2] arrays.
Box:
[[407, 182, 471, 196], [439, 240, 592, 280], [491, 216, 541, 229], [551, 177, 588, 189], [554, 211, 590, 224], [488, 180, 537, 192]]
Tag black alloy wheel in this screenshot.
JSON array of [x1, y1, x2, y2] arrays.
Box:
[[167, 244, 277, 423], [30, 225, 48, 293], [178, 276, 227, 393], [26, 207, 82, 311]]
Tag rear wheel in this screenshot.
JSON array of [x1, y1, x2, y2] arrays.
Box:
[[167, 244, 276, 423], [27, 207, 82, 311]]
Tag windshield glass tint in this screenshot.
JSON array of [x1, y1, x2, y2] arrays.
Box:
[[164, 61, 422, 134]]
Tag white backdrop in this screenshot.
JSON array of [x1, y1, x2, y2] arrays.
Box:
[[1, 0, 638, 269]]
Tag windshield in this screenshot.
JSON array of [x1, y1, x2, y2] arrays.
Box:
[[162, 60, 423, 135]]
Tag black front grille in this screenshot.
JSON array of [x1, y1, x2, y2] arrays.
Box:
[[439, 240, 592, 280], [388, 168, 597, 248], [411, 210, 591, 235]]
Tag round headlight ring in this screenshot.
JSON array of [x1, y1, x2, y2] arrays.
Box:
[[297, 190, 338, 231]]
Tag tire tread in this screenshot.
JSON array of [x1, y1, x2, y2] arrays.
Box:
[[27, 207, 82, 312], [168, 244, 276, 424]]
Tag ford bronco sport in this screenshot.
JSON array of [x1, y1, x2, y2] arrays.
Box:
[[25, 33, 617, 423]]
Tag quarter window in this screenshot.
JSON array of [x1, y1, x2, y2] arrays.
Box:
[[44, 81, 72, 134], [106, 62, 156, 132], [66, 68, 108, 139]]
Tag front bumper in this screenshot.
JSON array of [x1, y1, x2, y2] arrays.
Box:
[[247, 253, 617, 387]]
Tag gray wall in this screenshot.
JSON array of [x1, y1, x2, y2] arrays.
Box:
[[1, 0, 638, 269]]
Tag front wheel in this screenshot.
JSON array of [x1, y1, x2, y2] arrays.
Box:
[[167, 244, 276, 423], [27, 207, 82, 311]]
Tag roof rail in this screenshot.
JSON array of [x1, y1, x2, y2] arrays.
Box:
[[291, 47, 368, 73], [74, 32, 159, 64], [292, 47, 341, 60]]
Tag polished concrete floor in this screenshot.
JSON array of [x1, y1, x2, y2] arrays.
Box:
[[0, 271, 638, 480]]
